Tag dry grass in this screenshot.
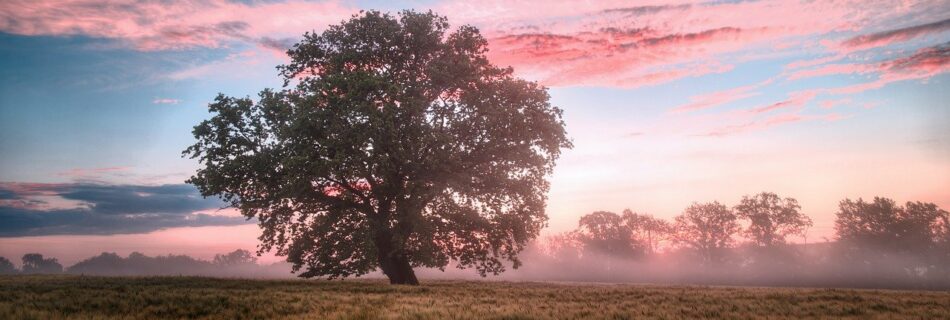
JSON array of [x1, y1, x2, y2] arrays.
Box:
[[1, 275, 948, 319]]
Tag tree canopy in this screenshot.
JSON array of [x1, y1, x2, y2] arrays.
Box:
[[835, 197, 948, 252], [734, 192, 812, 247], [21, 253, 62, 274], [184, 10, 571, 284], [622, 209, 672, 255], [575, 211, 641, 257], [671, 202, 739, 262], [213, 249, 258, 267], [0, 256, 16, 275]]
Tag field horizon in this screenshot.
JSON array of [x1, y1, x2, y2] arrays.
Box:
[[2, 275, 948, 319]]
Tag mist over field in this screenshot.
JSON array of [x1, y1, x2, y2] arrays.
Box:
[[5, 236, 947, 291]]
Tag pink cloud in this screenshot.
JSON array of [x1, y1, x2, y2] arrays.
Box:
[[450, 0, 914, 87], [827, 43, 950, 94], [780, 43, 948, 97], [670, 78, 772, 114], [0, 182, 89, 211], [485, 26, 777, 87], [702, 112, 839, 137], [1, 0, 940, 89], [785, 54, 848, 70], [819, 98, 853, 109], [747, 91, 818, 114], [0, 182, 69, 197], [676, 42, 945, 135], [0, 0, 356, 51], [787, 63, 875, 81], [840, 18, 950, 51], [606, 62, 735, 88]]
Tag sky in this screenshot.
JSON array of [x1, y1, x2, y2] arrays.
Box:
[[1, 0, 948, 266]]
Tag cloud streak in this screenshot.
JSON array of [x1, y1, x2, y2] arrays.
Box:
[[0, 0, 943, 90], [457, 0, 919, 88], [0, 0, 355, 51], [670, 78, 772, 114], [841, 18, 950, 51], [0, 182, 248, 237], [827, 42, 950, 94], [702, 112, 843, 137], [152, 98, 180, 105]]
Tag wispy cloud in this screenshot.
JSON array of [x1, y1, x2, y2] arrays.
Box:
[[152, 98, 180, 105], [57, 166, 131, 180], [819, 98, 853, 109], [670, 78, 772, 114], [701, 112, 843, 137], [746, 91, 818, 115], [840, 18, 950, 51], [1, 0, 941, 90], [0, 0, 355, 51], [442, 0, 916, 87], [827, 42, 950, 94]]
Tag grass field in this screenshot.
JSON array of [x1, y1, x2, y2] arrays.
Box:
[[1, 276, 948, 319]]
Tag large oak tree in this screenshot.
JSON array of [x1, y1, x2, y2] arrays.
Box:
[[184, 11, 571, 284]]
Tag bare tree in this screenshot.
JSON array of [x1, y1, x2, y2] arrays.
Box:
[[622, 209, 672, 255]]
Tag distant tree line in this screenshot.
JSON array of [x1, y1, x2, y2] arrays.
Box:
[[2, 192, 946, 289], [533, 192, 949, 289], [0, 250, 292, 278]]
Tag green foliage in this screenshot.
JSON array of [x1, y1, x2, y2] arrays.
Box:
[[183, 10, 571, 284], [2, 276, 949, 319], [734, 192, 812, 247]]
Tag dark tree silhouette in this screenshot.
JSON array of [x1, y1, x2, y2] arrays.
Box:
[[835, 197, 948, 252], [672, 202, 739, 263], [67, 252, 126, 275], [0, 256, 16, 275], [213, 249, 258, 267], [622, 209, 672, 255], [935, 209, 950, 246], [21, 253, 62, 274], [575, 211, 642, 257], [184, 11, 571, 284], [65, 250, 285, 276], [734, 192, 812, 247]]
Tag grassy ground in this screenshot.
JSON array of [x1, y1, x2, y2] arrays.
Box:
[[1, 276, 948, 319]]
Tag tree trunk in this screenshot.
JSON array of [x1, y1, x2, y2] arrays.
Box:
[[385, 254, 419, 285], [374, 231, 419, 285]]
